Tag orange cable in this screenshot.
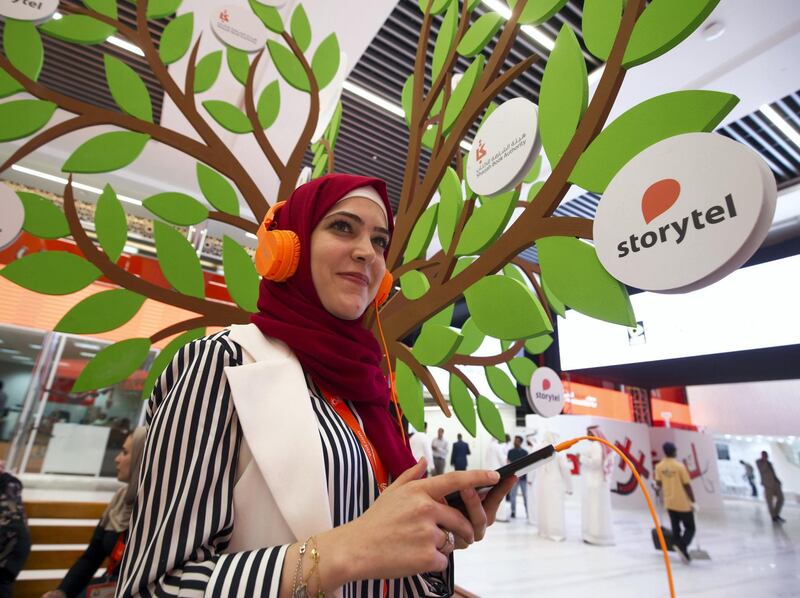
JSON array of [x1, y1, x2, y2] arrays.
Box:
[[374, 302, 407, 446], [555, 436, 676, 598]]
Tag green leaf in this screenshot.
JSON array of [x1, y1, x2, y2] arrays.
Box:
[[147, 0, 182, 19], [143, 192, 208, 226], [523, 154, 542, 183], [312, 153, 328, 179], [508, 0, 568, 25], [412, 324, 463, 367], [542, 278, 565, 317], [570, 90, 739, 193], [485, 366, 520, 406], [502, 263, 528, 287], [158, 12, 193, 65], [153, 221, 205, 298], [326, 101, 343, 145], [477, 395, 505, 441], [524, 334, 552, 354], [455, 189, 516, 255], [203, 100, 253, 134], [104, 55, 152, 122], [95, 185, 127, 262], [249, 0, 284, 33], [582, 0, 623, 61], [508, 357, 537, 386], [0, 251, 100, 295], [403, 203, 439, 261], [540, 25, 588, 168], [290, 4, 312, 53], [85, 0, 117, 19], [624, 0, 721, 68], [0, 68, 21, 100], [267, 40, 309, 92], [442, 55, 484, 135], [465, 276, 552, 340], [194, 51, 222, 93], [40, 15, 116, 45], [527, 181, 544, 202], [437, 167, 463, 252], [401, 74, 414, 128], [252, 75, 278, 129], [417, 0, 453, 15], [18, 192, 68, 239], [537, 236, 635, 326], [427, 303, 454, 328], [55, 289, 145, 334], [456, 317, 484, 355], [457, 12, 503, 57], [400, 270, 430, 301], [141, 328, 205, 399], [449, 374, 477, 436], [311, 33, 340, 90], [452, 256, 475, 278], [0, 99, 56, 142], [3, 20, 43, 91], [396, 360, 424, 432], [223, 236, 259, 313], [62, 131, 150, 174], [432, 0, 458, 82], [226, 46, 250, 86], [72, 338, 152, 393], [196, 163, 239, 216]]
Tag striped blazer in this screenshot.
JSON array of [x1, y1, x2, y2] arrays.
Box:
[[117, 324, 450, 597]]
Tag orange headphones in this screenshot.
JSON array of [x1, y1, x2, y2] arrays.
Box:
[[255, 200, 394, 307]]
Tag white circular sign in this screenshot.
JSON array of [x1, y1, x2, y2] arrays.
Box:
[[466, 98, 541, 197], [527, 366, 564, 418], [0, 0, 59, 21], [593, 133, 777, 293], [0, 183, 24, 250], [210, 5, 269, 52]]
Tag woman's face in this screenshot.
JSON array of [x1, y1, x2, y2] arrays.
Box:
[[115, 434, 133, 482], [310, 196, 390, 320]]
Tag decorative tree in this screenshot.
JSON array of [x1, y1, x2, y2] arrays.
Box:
[[0, 0, 732, 440]]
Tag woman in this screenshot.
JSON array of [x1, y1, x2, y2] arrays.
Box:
[[118, 174, 515, 597], [0, 461, 30, 598], [580, 426, 615, 546], [41, 427, 146, 598]]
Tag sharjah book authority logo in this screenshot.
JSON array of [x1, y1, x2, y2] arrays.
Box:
[[475, 140, 487, 163], [218, 9, 230, 22]]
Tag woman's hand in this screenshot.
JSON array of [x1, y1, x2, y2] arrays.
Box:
[[327, 458, 507, 583]]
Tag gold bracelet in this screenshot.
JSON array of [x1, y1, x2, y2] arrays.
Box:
[[302, 535, 325, 598], [291, 539, 309, 598]]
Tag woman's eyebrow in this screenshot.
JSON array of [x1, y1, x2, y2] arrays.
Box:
[[325, 210, 390, 236]]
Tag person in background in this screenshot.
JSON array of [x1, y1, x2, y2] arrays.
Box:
[[740, 459, 757, 497], [451, 434, 471, 471], [655, 442, 696, 564], [431, 427, 449, 476], [0, 460, 30, 598], [507, 436, 529, 519], [409, 423, 434, 477], [580, 426, 615, 546], [40, 427, 146, 598], [0, 381, 7, 417], [533, 431, 573, 540], [756, 451, 785, 523]]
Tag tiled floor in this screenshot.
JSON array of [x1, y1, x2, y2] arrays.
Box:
[[455, 498, 799, 597]]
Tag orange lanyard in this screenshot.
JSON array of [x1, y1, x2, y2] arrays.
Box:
[[320, 388, 389, 493]]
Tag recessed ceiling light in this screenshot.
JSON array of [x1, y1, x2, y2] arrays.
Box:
[[73, 341, 102, 351], [79, 351, 98, 358], [29, 343, 42, 350], [10, 165, 142, 205], [0, 348, 20, 354]]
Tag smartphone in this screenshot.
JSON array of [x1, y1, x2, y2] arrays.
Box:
[[443, 444, 556, 516]]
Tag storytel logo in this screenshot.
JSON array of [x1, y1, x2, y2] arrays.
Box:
[[616, 177, 738, 258], [534, 378, 560, 402]]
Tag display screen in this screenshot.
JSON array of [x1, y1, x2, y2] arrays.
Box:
[[557, 254, 800, 370]]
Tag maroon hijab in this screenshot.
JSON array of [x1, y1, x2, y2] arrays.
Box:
[[250, 174, 417, 480]]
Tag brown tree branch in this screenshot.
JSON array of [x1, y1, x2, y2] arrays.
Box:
[[244, 49, 286, 176], [510, 256, 552, 323], [149, 315, 223, 344], [0, 115, 99, 173], [449, 340, 524, 366], [184, 35, 201, 101], [431, 71, 453, 157], [276, 31, 320, 203], [394, 342, 451, 416], [62, 177, 249, 324], [442, 363, 479, 398], [207, 211, 259, 233], [319, 137, 335, 174], [392, 255, 442, 279], [438, 198, 475, 282]]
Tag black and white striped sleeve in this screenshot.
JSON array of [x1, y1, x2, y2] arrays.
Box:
[[117, 333, 288, 597]]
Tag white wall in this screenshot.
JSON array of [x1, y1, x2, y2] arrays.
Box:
[[687, 379, 800, 436]]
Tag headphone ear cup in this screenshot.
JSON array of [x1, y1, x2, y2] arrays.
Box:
[[256, 228, 301, 282], [375, 271, 394, 307]]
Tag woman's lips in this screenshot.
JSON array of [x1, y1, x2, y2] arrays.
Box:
[[338, 272, 369, 287]]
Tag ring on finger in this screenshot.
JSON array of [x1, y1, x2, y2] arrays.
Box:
[[437, 529, 455, 553]]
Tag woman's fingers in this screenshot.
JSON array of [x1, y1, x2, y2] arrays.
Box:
[[483, 475, 518, 525], [460, 487, 489, 542], [432, 501, 477, 545], [390, 458, 428, 488], [421, 469, 500, 499]]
